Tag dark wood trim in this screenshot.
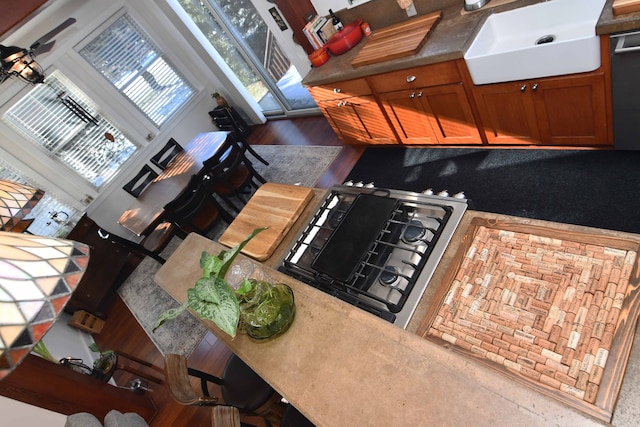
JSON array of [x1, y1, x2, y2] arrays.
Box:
[[0, 355, 158, 422]]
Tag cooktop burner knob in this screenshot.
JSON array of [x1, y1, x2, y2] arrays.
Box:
[[422, 188, 434, 195], [343, 180, 354, 186], [453, 191, 466, 199], [355, 181, 364, 187], [437, 190, 449, 197], [365, 182, 375, 188]]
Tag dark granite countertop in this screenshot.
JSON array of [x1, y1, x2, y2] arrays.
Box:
[[597, 0, 640, 34], [302, 0, 640, 87]]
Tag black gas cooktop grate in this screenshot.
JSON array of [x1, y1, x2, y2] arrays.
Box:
[[279, 188, 454, 323]]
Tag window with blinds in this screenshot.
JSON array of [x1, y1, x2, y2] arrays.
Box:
[[3, 70, 137, 188], [79, 14, 195, 128]]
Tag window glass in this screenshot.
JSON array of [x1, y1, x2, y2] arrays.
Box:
[[79, 14, 195, 127], [3, 70, 137, 188]]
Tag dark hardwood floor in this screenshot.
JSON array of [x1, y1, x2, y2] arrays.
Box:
[[92, 116, 364, 427]]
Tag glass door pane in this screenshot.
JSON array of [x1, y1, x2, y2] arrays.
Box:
[[177, 0, 317, 116]]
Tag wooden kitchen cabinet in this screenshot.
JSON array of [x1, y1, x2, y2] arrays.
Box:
[[371, 60, 481, 145], [379, 83, 482, 145], [472, 71, 610, 146], [273, 0, 317, 55], [310, 79, 397, 145], [308, 60, 482, 146]]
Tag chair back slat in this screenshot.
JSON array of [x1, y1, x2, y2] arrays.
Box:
[[151, 138, 183, 170], [123, 164, 158, 198]]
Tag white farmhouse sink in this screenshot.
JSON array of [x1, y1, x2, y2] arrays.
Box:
[[464, 0, 606, 85]]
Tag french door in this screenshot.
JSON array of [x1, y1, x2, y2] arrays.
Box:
[[178, 0, 318, 116]]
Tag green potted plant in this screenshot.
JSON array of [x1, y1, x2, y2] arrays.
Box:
[[211, 91, 231, 110], [88, 343, 117, 379], [154, 228, 295, 340]]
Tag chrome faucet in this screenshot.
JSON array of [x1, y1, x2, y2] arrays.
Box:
[[464, 0, 491, 12]]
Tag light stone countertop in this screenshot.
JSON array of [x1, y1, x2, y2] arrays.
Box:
[[155, 199, 640, 427]]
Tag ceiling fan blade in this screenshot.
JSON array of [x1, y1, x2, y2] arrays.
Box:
[[32, 41, 55, 55], [29, 17, 76, 51]]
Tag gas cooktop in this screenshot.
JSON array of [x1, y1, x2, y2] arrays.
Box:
[[278, 184, 468, 328]]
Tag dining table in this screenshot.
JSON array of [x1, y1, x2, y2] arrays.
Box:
[[118, 131, 233, 236]]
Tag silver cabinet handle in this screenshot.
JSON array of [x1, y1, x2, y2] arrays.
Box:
[[520, 84, 527, 92], [613, 32, 640, 54], [417, 91, 423, 97], [532, 84, 538, 91], [333, 88, 341, 94], [410, 92, 415, 98], [406, 75, 416, 83]]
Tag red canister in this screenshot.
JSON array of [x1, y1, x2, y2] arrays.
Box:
[[308, 47, 329, 67], [360, 21, 372, 36]]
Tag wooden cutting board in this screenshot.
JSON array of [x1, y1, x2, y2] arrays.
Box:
[[218, 183, 314, 261], [351, 11, 443, 68], [613, 0, 640, 15]]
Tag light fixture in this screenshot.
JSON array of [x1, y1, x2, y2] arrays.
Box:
[[0, 45, 45, 85], [0, 231, 89, 379], [0, 179, 45, 232]]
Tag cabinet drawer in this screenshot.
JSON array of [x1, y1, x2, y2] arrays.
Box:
[[368, 61, 461, 93], [309, 78, 372, 101]]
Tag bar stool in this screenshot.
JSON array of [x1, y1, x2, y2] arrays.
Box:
[[164, 353, 286, 425], [211, 404, 315, 427]]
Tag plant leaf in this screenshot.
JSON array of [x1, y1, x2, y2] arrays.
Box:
[[32, 341, 58, 363], [218, 227, 268, 279], [236, 278, 253, 296], [188, 285, 240, 337], [154, 228, 267, 338], [200, 251, 222, 278], [153, 300, 190, 333], [194, 276, 223, 304]]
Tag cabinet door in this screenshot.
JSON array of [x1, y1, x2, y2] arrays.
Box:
[[318, 96, 397, 145], [421, 83, 482, 145], [472, 82, 541, 144], [318, 99, 367, 144], [379, 89, 438, 145], [350, 95, 398, 145], [273, 0, 317, 55], [532, 73, 609, 146]]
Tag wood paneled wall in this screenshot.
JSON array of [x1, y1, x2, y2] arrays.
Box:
[[0, 0, 49, 37]]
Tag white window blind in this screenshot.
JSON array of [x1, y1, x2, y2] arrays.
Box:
[[79, 14, 195, 128], [3, 70, 137, 188]]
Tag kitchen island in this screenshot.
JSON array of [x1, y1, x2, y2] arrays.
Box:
[[154, 194, 640, 427]]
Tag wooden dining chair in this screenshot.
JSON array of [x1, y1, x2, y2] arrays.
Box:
[[150, 138, 183, 170], [212, 406, 242, 427], [236, 138, 269, 167], [122, 164, 159, 198], [206, 108, 267, 168], [95, 219, 176, 264], [212, 404, 315, 427], [163, 174, 234, 238], [164, 353, 285, 426], [201, 140, 266, 213]]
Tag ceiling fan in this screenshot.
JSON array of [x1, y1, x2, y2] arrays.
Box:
[[1, 17, 77, 84]]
